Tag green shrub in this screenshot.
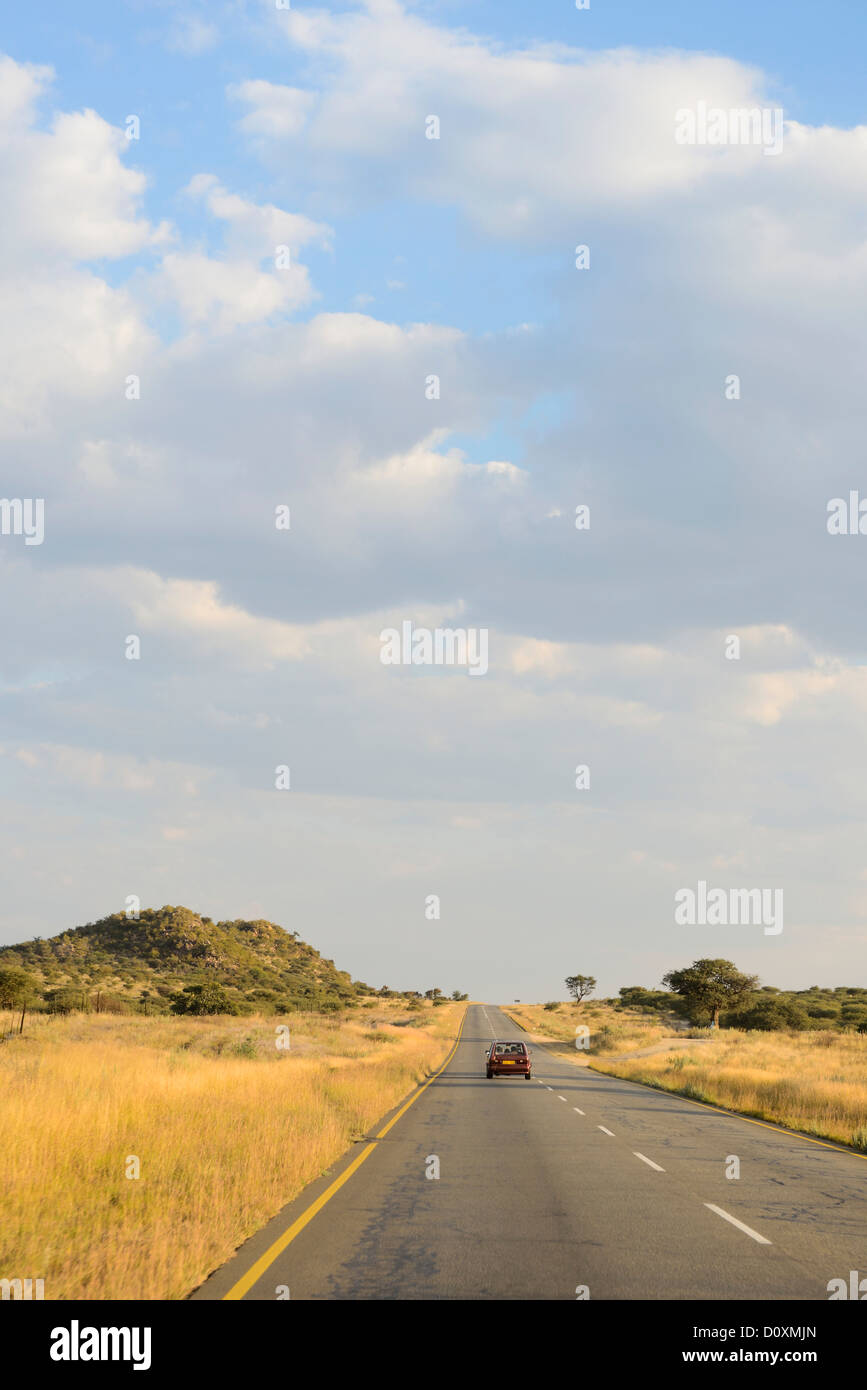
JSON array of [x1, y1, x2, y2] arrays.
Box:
[[724, 998, 809, 1032], [171, 983, 238, 1016]]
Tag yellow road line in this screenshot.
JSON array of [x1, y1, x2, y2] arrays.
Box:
[[222, 1005, 470, 1300]]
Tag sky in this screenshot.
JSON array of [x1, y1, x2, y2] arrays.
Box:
[[2, 0, 867, 1001]]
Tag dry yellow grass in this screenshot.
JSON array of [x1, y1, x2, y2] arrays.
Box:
[[506, 1002, 867, 1151], [506, 1000, 675, 1054], [590, 1029, 867, 1150], [1, 1001, 462, 1301]]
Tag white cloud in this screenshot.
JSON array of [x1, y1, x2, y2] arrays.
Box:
[[165, 15, 219, 55], [140, 176, 333, 331], [230, 79, 315, 137], [154, 250, 316, 331], [2, 743, 206, 796], [0, 55, 168, 431], [0, 84, 169, 263], [238, 3, 805, 237], [113, 570, 317, 667], [356, 431, 523, 495], [4, 23, 867, 991], [0, 53, 51, 126], [184, 174, 331, 257]]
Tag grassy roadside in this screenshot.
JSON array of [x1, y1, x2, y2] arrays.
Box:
[[506, 1000, 676, 1054], [504, 1002, 867, 1152], [1, 1000, 464, 1300], [591, 1032, 867, 1151]]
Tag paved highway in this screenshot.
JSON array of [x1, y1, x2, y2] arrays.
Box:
[[193, 1004, 867, 1300]]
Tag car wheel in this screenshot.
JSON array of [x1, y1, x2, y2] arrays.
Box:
[[525, 1072, 532, 1080], [486, 1069, 492, 1078]]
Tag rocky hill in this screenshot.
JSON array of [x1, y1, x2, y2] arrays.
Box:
[[0, 905, 375, 1015]]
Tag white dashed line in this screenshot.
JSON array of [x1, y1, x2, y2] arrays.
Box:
[[597, 1126, 615, 1136], [573, 1107, 585, 1115], [558, 1095, 567, 1102], [704, 1204, 771, 1245], [633, 1152, 665, 1172], [545, 1086, 553, 1091]]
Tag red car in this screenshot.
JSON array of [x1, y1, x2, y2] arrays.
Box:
[[485, 1040, 532, 1079]]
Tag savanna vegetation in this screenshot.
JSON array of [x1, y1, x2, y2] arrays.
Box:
[[591, 1031, 867, 1152], [0, 998, 464, 1300], [506, 958, 867, 1152], [0, 905, 467, 1023]]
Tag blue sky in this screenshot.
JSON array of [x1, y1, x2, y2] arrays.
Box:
[[2, 1, 867, 999], [7, 0, 866, 334]]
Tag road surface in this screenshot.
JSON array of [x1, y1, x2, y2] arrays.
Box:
[[193, 1003, 867, 1300]]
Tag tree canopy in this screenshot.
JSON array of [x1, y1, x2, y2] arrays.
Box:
[[662, 958, 758, 1027], [565, 974, 596, 1005]]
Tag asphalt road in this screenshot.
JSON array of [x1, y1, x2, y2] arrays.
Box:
[[193, 1003, 867, 1300]]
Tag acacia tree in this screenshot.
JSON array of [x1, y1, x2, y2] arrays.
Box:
[[565, 974, 596, 1006], [662, 958, 758, 1028], [0, 968, 36, 1035], [0, 968, 33, 1007]]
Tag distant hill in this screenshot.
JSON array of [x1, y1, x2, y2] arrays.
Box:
[[0, 905, 377, 1016]]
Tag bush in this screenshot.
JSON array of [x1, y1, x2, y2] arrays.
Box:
[[841, 1006, 867, 1028], [45, 988, 88, 1016], [95, 994, 133, 1015], [171, 983, 238, 1016], [725, 998, 809, 1032], [543, 1002, 560, 1011], [618, 987, 677, 1013]]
